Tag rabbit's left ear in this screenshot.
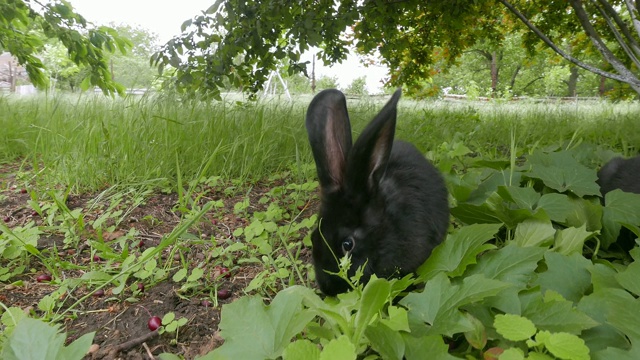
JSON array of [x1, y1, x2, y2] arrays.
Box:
[[348, 89, 401, 191]]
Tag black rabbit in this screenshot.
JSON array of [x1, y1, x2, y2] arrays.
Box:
[[597, 156, 640, 196], [305, 89, 449, 295], [597, 155, 640, 251]]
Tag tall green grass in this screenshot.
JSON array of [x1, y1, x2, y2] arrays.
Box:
[[1, 93, 639, 191]]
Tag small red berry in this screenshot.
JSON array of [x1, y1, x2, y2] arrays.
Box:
[[148, 316, 162, 331], [93, 289, 105, 297], [137, 283, 145, 292], [20, 188, 27, 194], [217, 289, 231, 300], [219, 267, 231, 278], [36, 274, 52, 282]]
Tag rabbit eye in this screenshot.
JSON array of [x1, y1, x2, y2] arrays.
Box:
[[342, 237, 355, 253]]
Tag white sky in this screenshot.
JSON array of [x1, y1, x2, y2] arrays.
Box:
[[68, 0, 388, 93]]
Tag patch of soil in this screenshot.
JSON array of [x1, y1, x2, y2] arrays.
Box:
[[0, 161, 318, 359]]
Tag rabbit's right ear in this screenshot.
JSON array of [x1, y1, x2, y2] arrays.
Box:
[[306, 89, 353, 192]]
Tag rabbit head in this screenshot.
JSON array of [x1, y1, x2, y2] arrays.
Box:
[[597, 156, 640, 196], [305, 89, 449, 295]]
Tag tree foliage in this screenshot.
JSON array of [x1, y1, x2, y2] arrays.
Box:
[[0, 0, 132, 95], [152, 0, 640, 98]]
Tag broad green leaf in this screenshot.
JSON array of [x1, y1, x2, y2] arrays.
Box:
[[365, 322, 404, 360], [537, 194, 602, 230], [353, 278, 391, 344], [283, 339, 320, 360], [522, 293, 598, 334], [614, 260, 640, 296], [535, 252, 592, 302], [498, 347, 524, 360], [211, 286, 315, 359], [467, 243, 545, 288], [593, 344, 640, 360], [61, 332, 96, 360], [553, 225, 594, 255], [380, 305, 411, 332], [494, 314, 537, 341], [486, 191, 538, 228], [598, 288, 640, 342], [463, 312, 487, 349], [497, 185, 540, 210], [578, 289, 633, 352], [513, 217, 556, 248], [1, 318, 93, 360], [601, 190, 640, 248], [527, 352, 554, 360], [400, 273, 510, 336], [319, 335, 356, 360], [417, 223, 500, 280], [450, 202, 502, 225], [588, 263, 623, 292], [467, 170, 523, 205], [402, 334, 458, 360], [541, 331, 590, 360], [525, 151, 600, 197]]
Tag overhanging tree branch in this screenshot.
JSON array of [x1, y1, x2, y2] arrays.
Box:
[[498, 0, 640, 92], [592, 0, 640, 68], [595, 0, 640, 58], [569, 0, 640, 91], [625, 0, 640, 37]]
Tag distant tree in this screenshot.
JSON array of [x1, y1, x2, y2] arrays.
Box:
[[284, 73, 312, 94], [108, 24, 160, 89], [344, 76, 368, 95], [0, 0, 132, 95], [316, 75, 339, 91]]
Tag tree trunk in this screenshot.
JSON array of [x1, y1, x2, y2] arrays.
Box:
[[567, 66, 579, 97], [491, 51, 499, 95], [311, 55, 316, 94], [509, 64, 521, 92]]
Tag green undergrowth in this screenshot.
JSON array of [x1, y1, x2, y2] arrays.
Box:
[[1, 94, 640, 359], [1, 94, 639, 191]]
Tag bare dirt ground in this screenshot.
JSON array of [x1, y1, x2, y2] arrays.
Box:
[[0, 161, 317, 359]]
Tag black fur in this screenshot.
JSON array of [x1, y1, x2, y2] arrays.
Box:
[[597, 155, 640, 251], [306, 89, 449, 295]]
